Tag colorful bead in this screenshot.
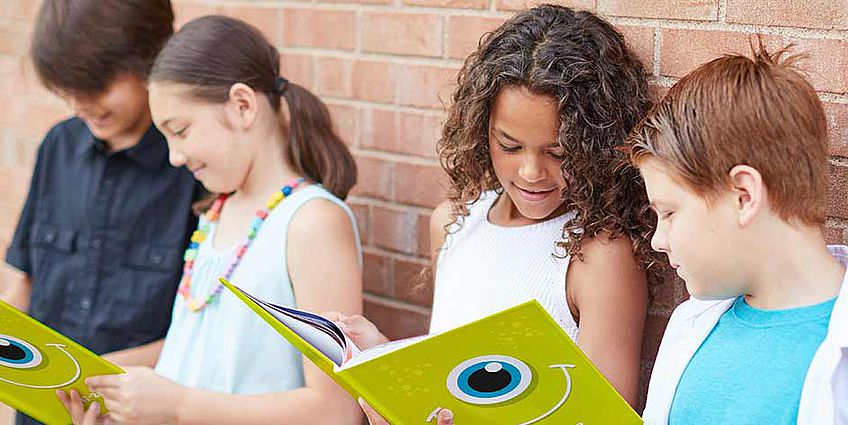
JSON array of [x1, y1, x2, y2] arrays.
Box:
[[177, 178, 305, 313]]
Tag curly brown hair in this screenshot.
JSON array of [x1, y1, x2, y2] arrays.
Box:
[[439, 4, 657, 267]]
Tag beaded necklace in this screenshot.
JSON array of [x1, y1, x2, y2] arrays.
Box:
[[177, 178, 305, 312]]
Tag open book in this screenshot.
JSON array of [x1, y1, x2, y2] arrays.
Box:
[[221, 278, 642, 424], [0, 300, 123, 424]]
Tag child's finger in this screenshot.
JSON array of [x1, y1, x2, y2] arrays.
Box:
[[359, 397, 390, 425], [82, 402, 100, 425], [437, 408, 454, 425], [67, 389, 87, 423]]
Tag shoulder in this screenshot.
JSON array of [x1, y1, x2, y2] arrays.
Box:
[[288, 194, 355, 238], [567, 234, 646, 306], [429, 200, 453, 235], [38, 117, 85, 152]]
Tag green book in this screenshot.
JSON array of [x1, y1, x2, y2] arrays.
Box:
[[0, 300, 123, 425], [221, 278, 642, 424]]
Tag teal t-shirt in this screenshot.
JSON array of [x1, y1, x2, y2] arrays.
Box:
[[669, 295, 836, 424]]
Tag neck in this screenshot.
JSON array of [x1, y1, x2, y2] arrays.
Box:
[[743, 223, 844, 310], [489, 192, 568, 227], [234, 122, 302, 201], [104, 110, 152, 152]]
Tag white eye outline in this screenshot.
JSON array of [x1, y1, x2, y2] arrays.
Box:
[[446, 355, 533, 405], [0, 335, 43, 369]]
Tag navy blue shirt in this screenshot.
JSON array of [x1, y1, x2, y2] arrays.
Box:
[[5, 117, 201, 355]]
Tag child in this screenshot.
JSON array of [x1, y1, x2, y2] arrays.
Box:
[[333, 5, 657, 423], [4, 1, 200, 423], [60, 15, 364, 424], [631, 43, 847, 424]]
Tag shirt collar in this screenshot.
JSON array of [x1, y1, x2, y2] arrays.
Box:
[[76, 123, 169, 171]]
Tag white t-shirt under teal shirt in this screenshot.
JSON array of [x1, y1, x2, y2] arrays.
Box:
[[155, 184, 361, 394]]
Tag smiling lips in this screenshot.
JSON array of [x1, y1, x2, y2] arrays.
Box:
[[514, 184, 557, 202]]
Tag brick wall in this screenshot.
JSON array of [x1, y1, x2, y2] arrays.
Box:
[[1, 0, 846, 413]]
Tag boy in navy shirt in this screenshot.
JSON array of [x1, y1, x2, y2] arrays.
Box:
[[2, 1, 200, 422]]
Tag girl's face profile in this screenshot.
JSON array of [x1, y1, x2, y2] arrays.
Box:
[[148, 82, 251, 193], [488, 86, 567, 225]]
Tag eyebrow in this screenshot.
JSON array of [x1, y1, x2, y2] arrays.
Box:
[[492, 127, 560, 148]]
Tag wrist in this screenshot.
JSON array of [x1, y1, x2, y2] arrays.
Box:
[[171, 384, 192, 425]]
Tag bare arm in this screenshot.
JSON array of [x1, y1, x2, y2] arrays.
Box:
[[428, 201, 452, 265], [101, 339, 164, 368], [566, 235, 647, 407], [1, 268, 31, 312]]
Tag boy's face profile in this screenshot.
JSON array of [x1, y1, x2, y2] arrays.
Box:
[[487, 86, 567, 224], [640, 158, 747, 300], [60, 73, 151, 147]]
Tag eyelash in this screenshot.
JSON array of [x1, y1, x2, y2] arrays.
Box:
[[661, 211, 674, 219], [496, 141, 564, 159], [173, 127, 188, 137]]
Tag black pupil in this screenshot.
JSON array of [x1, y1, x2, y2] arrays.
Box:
[[468, 365, 511, 393], [0, 342, 26, 361]]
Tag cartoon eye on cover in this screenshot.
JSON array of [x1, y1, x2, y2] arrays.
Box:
[[427, 354, 576, 424], [0, 334, 82, 389]]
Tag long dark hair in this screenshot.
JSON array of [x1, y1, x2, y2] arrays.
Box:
[[440, 4, 657, 267], [150, 15, 356, 199]]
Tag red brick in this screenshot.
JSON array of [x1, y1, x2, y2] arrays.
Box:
[[648, 265, 682, 310], [283, 9, 356, 51], [447, 16, 506, 60], [351, 155, 393, 200], [496, 0, 594, 12], [372, 206, 420, 254], [352, 60, 397, 103], [219, 6, 281, 44], [417, 213, 433, 258], [361, 12, 443, 58], [726, 0, 848, 30], [0, 24, 31, 56], [280, 53, 315, 90], [398, 64, 458, 109], [640, 312, 671, 361], [319, 0, 391, 4], [617, 25, 655, 73], [18, 101, 70, 139], [648, 81, 670, 103], [315, 57, 353, 98], [788, 38, 848, 94], [829, 163, 848, 219], [826, 102, 848, 157], [348, 201, 370, 244], [393, 257, 433, 306], [599, 0, 718, 21], [361, 109, 441, 158], [173, 2, 219, 29], [363, 297, 430, 339], [325, 102, 357, 147], [363, 252, 392, 297], [659, 29, 782, 78], [3, 0, 40, 21], [824, 222, 847, 245], [404, 0, 488, 10], [394, 162, 446, 208]]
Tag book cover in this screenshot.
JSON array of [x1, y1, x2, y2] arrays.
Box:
[[221, 278, 642, 424], [0, 301, 123, 425]]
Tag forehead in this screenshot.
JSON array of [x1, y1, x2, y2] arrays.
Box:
[[638, 158, 697, 200], [490, 86, 559, 142], [148, 82, 206, 120]]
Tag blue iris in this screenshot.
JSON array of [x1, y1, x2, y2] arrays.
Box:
[[456, 361, 522, 399]]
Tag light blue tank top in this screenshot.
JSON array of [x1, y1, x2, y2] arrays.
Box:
[[155, 185, 361, 394]]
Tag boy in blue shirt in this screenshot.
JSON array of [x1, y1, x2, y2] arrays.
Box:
[[633, 43, 847, 424], [2, 1, 201, 423]]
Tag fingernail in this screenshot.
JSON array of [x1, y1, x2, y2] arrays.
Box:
[[439, 409, 453, 420]]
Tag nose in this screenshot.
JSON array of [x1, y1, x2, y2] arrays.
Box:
[[518, 153, 546, 183], [168, 148, 187, 168], [650, 225, 668, 253]]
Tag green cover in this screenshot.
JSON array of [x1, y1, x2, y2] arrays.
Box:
[[0, 300, 123, 425], [222, 278, 642, 424]]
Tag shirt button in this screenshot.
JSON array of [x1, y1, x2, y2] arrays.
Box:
[[103, 179, 113, 188], [151, 253, 163, 265], [44, 231, 56, 243], [91, 238, 102, 249], [80, 298, 92, 311]]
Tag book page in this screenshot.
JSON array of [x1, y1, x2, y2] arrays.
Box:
[[340, 334, 432, 370]]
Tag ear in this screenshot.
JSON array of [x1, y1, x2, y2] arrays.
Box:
[[225, 83, 259, 130], [728, 165, 766, 227]]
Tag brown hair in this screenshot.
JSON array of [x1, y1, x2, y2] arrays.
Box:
[[150, 15, 356, 199], [628, 40, 828, 226], [440, 4, 656, 266], [30, 0, 174, 94]]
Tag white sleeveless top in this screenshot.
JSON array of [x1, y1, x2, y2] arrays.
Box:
[[155, 185, 361, 394], [429, 191, 579, 342]]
